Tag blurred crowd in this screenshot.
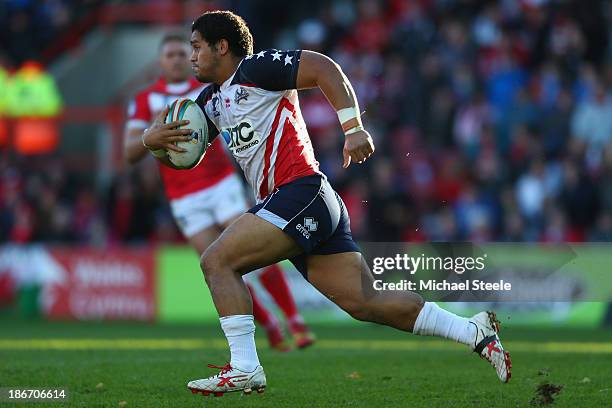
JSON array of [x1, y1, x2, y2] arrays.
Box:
[[297, 0, 612, 243], [0, 0, 102, 65], [1, 0, 612, 245], [0, 154, 177, 244]]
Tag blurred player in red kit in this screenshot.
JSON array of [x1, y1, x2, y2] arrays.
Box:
[[123, 33, 315, 351]]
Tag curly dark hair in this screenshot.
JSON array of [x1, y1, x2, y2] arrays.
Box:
[[191, 11, 254, 58]]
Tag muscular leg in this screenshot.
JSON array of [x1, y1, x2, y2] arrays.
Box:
[[200, 213, 303, 317], [186, 217, 287, 350], [307, 252, 424, 332], [307, 251, 478, 349], [202, 215, 474, 340], [204, 215, 423, 330], [197, 213, 502, 382], [222, 217, 307, 330], [198, 214, 301, 371]]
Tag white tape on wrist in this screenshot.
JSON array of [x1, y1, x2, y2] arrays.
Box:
[[345, 125, 364, 136], [337, 106, 360, 126]]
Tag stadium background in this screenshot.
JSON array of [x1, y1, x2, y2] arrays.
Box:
[[1, 1, 612, 406], [0, 0, 612, 408]]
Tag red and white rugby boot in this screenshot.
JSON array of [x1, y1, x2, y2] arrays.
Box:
[[187, 363, 266, 396], [470, 311, 512, 383]]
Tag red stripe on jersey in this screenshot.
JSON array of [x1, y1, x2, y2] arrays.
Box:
[[259, 98, 294, 199], [273, 112, 319, 189], [259, 136, 275, 199], [259, 98, 319, 200]]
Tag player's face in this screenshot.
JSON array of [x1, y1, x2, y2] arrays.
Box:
[[190, 30, 220, 83], [159, 41, 190, 83]]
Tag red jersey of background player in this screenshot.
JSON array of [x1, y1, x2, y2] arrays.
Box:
[[127, 77, 235, 199]]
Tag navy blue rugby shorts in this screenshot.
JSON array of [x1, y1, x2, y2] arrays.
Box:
[[248, 174, 360, 279]]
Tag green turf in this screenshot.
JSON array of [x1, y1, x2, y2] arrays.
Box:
[[1, 319, 611, 407]]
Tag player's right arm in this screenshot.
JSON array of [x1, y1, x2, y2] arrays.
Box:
[[296, 51, 374, 168], [238, 49, 373, 168]]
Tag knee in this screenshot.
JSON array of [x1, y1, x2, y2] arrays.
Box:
[[200, 246, 226, 283]]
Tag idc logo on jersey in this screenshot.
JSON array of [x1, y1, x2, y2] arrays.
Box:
[[221, 122, 260, 153]]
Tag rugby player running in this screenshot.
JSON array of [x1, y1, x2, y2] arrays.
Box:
[[124, 33, 315, 352], [142, 11, 511, 396]]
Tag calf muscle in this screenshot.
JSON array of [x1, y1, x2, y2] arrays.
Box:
[[307, 252, 424, 331]]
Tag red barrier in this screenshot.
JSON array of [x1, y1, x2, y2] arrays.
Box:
[[44, 248, 155, 321]]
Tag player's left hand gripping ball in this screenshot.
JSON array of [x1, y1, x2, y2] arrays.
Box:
[[343, 128, 375, 168]]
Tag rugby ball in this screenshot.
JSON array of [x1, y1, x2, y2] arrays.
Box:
[[165, 97, 209, 169]]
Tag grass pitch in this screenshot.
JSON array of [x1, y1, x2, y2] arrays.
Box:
[[1, 319, 611, 407]]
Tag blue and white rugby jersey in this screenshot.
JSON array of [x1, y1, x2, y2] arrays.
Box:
[[195, 49, 320, 203]]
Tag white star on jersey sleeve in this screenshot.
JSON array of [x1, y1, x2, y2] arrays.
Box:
[[236, 49, 302, 91]]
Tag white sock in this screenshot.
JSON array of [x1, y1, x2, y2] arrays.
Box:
[[413, 302, 476, 346], [220, 315, 260, 372]]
